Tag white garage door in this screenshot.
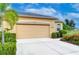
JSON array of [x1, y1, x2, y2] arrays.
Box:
[[16, 24, 50, 39]]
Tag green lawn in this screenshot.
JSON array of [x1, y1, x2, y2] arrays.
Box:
[[64, 30, 79, 36]]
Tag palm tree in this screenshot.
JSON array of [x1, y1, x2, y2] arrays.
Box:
[[69, 20, 75, 29], [65, 19, 70, 25], [64, 19, 75, 30], [0, 3, 18, 47]]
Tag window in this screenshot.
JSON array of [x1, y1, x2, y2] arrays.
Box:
[[56, 24, 61, 31]]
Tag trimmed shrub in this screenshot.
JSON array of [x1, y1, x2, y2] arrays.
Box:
[[0, 42, 16, 55], [51, 32, 60, 38], [0, 32, 16, 42], [0, 32, 16, 55], [51, 30, 67, 38], [59, 30, 67, 37]]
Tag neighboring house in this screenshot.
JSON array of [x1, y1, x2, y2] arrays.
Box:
[[3, 13, 63, 39]]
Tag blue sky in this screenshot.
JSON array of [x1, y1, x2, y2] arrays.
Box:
[[10, 3, 79, 28]]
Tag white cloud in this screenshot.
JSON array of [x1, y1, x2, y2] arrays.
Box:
[[65, 13, 79, 24], [24, 7, 65, 21], [71, 4, 79, 11], [55, 13, 65, 21], [25, 7, 57, 16], [11, 3, 64, 20], [67, 13, 79, 18]]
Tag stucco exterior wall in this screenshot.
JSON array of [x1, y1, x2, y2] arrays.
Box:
[[18, 17, 57, 36], [3, 16, 63, 38]]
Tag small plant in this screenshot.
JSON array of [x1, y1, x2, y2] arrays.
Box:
[[59, 30, 67, 37], [51, 30, 67, 38], [51, 32, 60, 38]]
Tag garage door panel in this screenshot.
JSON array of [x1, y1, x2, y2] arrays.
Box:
[[16, 24, 50, 39]]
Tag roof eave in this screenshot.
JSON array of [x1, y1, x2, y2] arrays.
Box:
[[19, 15, 58, 20]]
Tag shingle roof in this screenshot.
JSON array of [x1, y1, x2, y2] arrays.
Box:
[[17, 12, 63, 23], [18, 12, 58, 20]]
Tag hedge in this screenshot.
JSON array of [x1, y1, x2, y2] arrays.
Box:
[[51, 30, 67, 38], [59, 30, 67, 37], [51, 32, 60, 38], [0, 32, 16, 55], [0, 42, 16, 55], [0, 32, 16, 42]]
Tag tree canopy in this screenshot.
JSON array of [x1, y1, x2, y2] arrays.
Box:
[[63, 19, 75, 30], [0, 3, 18, 30]]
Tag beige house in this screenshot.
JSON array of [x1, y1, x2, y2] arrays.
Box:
[[3, 14, 63, 39]]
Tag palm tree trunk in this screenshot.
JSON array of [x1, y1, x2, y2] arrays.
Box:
[[1, 22, 4, 48], [0, 16, 4, 48]]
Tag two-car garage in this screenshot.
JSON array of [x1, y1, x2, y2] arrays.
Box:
[[16, 23, 50, 39]]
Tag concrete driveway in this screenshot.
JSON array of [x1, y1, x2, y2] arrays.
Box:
[[16, 38, 79, 55]]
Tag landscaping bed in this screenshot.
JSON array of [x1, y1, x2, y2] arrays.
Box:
[[0, 32, 16, 55], [51, 30, 67, 38], [61, 30, 79, 45]]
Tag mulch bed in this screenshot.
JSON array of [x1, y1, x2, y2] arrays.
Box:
[[60, 40, 79, 46]]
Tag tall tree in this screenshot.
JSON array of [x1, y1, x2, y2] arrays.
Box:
[[4, 10, 18, 30], [64, 19, 75, 30], [69, 19, 75, 29], [65, 19, 70, 25], [0, 3, 18, 47]]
